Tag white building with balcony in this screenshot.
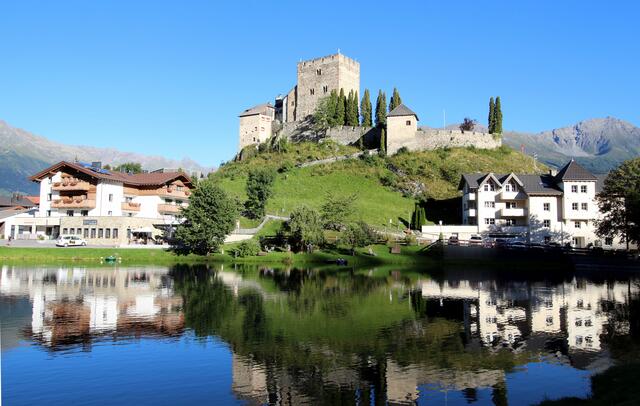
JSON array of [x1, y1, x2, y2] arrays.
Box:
[[425, 160, 628, 249], [3, 161, 192, 245]]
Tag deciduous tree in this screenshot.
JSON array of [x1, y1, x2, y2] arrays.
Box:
[[459, 117, 477, 133], [596, 157, 640, 249], [284, 206, 325, 251], [113, 162, 143, 174], [244, 169, 275, 219], [174, 181, 238, 255], [321, 192, 357, 230]]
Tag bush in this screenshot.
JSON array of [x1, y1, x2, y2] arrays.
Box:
[[395, 146, 410, 155], [235, 239, 261, 257], [379, 171, 398, 187], [404, 233, 417, 246], [278, 160, 294, 173]]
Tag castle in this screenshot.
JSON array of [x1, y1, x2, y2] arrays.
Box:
[[238, 52, 500, 154]]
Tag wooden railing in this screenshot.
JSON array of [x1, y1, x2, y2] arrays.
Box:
[[157, 204, 182, 214], [121, 202, 141, 212], [52, 179, 92, 191], [52, 198, 96, 209]]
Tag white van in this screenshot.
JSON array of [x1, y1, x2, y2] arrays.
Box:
[[56, 235, 87, 247]]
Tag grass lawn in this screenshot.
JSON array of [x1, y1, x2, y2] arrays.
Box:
[[0, 246, 205, 264]]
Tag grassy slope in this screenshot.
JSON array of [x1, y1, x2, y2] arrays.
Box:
[[213, 142, 545, 228]]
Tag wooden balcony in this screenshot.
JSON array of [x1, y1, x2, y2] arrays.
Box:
[[121, 202, 141, 212], [157, 204, 183, 214], [157, 187, 191, 200], [52, 179, 92, 191], [52, 198, 96, 209]]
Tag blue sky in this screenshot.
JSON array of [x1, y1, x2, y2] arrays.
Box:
[[1, 0, 638, 167]]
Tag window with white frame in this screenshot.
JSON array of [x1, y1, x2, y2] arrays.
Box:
[[506, 202, 517, 209], [581, 202, 588, 210], [581, 185, 588, 193], [543, 220, 550, 228], [572, 203, 579, 211], [484, 218, 495, 225], [571, 185, 578, 193], [574, 221, 581, 229], [108, 194, 113, 202], [543, 203, 550, 211], [505, 219, 516, 226], [484, 201, 495, 208]]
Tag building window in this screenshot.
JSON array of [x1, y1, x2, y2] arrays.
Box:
[[581, 203, 588, 210], [605, 237, 613, 246], [316, 68, 321, 75], [484, 218, 495, 225], [581, 185, 588, 193], [572, 203, 579, 211], [84, 228, 89, 238], [98, 228, 104, 238], [108, 194, 113, 202], [90, 228, 96, 238], [574, 221, 581, 229], [105, 228, 111, 239], [505, 219, 516, 226], [67, 210, 74, 217], [310, 88, 315, 95], [484, 201, 495, 208], [127, 228, 132, 239], [405, 120, 411, 126], [47, 193, 52, 202], [543, 220, 550, 228], [323, 85, 328, 93], [81, 210, 88, 216], [543, 203, 550, 211], [113, 228, 119, 239], [125, 196, 133, 202], [62, 228, 68, 235], [46, 210, 51, 217], [76, 228, 82, 235], [571, 185, 578, 193], [108, 211, 113, 216], [506, 202, 517, 209]]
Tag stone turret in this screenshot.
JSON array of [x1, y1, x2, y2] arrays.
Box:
[[387, 104, 419, 154]]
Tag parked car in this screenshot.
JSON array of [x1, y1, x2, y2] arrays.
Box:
[[56, 235, 87, 247], [494, 238, 509, 248], [508, 241, 527, 249], [448, 236, 460, 245], [469, 235, 483, 246]]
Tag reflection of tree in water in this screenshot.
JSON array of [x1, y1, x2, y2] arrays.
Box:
[[602, 281, 640, 362]]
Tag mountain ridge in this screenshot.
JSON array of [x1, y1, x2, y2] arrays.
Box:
[[0, 120, 213, 196]]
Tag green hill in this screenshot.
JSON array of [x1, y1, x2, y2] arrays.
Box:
[[210, 141, 546, 228]]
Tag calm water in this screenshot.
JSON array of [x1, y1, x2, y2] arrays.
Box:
[[2, 263, 640, 405]]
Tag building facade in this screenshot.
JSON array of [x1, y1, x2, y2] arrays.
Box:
[[3, 161, 192, 245], [238, 103, 275, 150], [424, 160, 627, 249]]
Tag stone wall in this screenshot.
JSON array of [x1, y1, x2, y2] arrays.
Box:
[[280, 120, 378, 147], [388, 128, 502, 155]]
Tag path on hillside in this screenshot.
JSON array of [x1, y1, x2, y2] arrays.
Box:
[[226, 214, 290, 243], [296, 149, 377, 168]]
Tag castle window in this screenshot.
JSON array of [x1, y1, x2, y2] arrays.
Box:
[[316, 68, 321, 75], [310, 88, 315, 95], [323, 85, 328, 94], [406, 120, 411, 126]]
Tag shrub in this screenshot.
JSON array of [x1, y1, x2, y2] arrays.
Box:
[[404, 233, 417, 246], [395, 146, 410, 155], [235, 239, 261, 257], [379, 172, 398, 187]]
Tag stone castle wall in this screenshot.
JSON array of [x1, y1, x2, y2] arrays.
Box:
[[388, 128, 501, 154], [280, 120, 378, 147], [295, 54, 360, 120]]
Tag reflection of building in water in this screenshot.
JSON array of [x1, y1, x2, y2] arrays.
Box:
[[0, 265, 183, 348], [421, 278, 638, 354]]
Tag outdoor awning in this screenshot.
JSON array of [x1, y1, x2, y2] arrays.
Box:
[[131, 227, 153, 233]]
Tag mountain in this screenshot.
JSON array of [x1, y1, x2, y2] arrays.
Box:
[[0, 120, 212, 196], [503, 117, 640, 174]]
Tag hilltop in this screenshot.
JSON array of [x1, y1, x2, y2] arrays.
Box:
[[0, 120, 212, 196], [210, 141, 545, 228]]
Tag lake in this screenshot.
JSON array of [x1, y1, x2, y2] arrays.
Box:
[[2, 263, 639, 405]]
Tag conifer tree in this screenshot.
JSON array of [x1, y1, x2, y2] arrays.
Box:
[[389, 87, 402, 112], [375, 90, 387, 128], [360, 89, 372, 127], [327, 89, 339, 127], [488, 97, 495, 134], [379, 128, 386, 156], [335, 88, 346, 126], [494, 96, 503, 134], [346, 90, 358, 126], [353, 91, 359, 126]]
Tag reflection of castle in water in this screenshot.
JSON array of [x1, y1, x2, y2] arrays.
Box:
[[421, 278, 637, 354], [0, 265, 183, 348]]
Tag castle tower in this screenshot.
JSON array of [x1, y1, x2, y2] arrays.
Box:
[[292, 53, 360, 121], [387, 104, 419, 154]]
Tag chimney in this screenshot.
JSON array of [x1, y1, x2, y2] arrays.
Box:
[[91, 161, 102, 169]]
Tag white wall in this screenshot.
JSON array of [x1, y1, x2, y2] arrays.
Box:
[[93, 181, 124, 217]]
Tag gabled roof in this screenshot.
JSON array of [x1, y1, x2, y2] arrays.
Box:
[[554, 160, 597, 182], [388, 104, 419, 120], [29, 161, 192, 188], [239, 103, 274, 117], [0, 195, 37, 208], [459, 173, 563, 195]]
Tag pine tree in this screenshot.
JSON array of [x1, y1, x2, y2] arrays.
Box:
[[360, 89, 372, 127], [494, 96, 503, 134], [346, 90, 358, 126], [488, 97, 495, 134], [389, 87, 402, 112], [335, 88, 346, 126], [327, 89, 339, 127], [379, 128, 386, 156], [375, 90, 387, 128], [353, 91, 359, 126]]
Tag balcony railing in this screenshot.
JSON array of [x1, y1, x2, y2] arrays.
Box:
[[51, 198, 96, 209], [467, 193, 476, 201], [52, 179, 91, 191], [121, 202, 141, 212], [157, 187, 191, 200], [499, 190, 526, 200], [500, 207, 527, 217], [158, 204, 183, 214], [465, 208, 477, 217]]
